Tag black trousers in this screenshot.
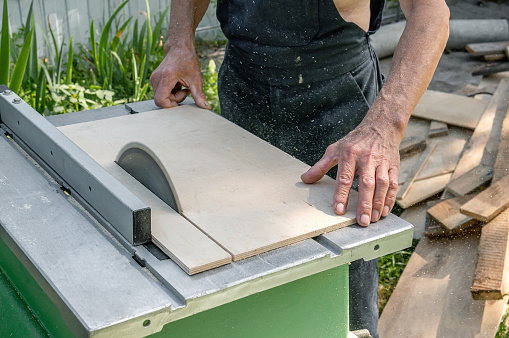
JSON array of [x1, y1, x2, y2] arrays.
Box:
[[218, 42, 383, 337]]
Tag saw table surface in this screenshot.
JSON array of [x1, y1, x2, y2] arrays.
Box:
[[0, 96, 413, 337], [58, 104, 360, 274]]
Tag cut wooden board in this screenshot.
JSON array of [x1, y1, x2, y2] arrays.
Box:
[[379, 232, 509, 338], [471, 95, 509, 300], [428, 120, 448, 138], [397, 142, 437, 200], [473, 63, 509, 77], [446, 164, 493, 197], [450, 80, 509, 181], [471, 208, 509, 300], [399, 203, 427, 239], [104, 164, 232, 275], [412, 90, 488, 130], [396, 173, 452, 209], [427, 194, 479, 231], [493, 104, 509, 182], [59, 105, 358, 266], [484, 54, 507, 62], [399, 136, 426, 159], [417, 137, 466, 181], [460, 175, 509, 222], [466, 41, 509, 56]]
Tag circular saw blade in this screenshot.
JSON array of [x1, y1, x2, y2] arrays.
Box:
[[116, 142, 182, 214]]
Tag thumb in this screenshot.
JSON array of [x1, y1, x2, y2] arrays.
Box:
[[189, 82, 211, 110], [301, 156, 336, 184]]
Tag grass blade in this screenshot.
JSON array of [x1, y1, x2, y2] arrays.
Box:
[[36, 67, 46, 112], [98, 0, 128, 83], [65, 36, 73, 84], [24, 1, 38, 82], [142, 0, 152, 82], [47, 16, 60, 63], [54, 39, 65, 84], [10, 28, 34, 93], [0, 0, 10, 85], [151, 5, 170, 54], [111, 17, 132, 52], [90, 20, 99, 77]]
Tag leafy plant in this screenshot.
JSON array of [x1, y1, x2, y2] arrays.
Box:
[[203, 60, 220, 114], [48, 83, 124, 114], [0, 0, 34, 93]]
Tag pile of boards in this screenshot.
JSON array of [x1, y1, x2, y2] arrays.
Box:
[[379, 71, 509, 337], [468, 41, 509, 77]]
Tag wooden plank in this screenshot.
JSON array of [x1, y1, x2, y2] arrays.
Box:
[[399, 136, 426, 159], [397, 142, 437, 200], [473, 63, 509, 77], [471, 90, 509, 299], [59, 105, 359, 265], [379, 232, 508, 338], [450, 80, 509, 181], [484, 54, 507, 62], [471, 209, 509, 300], [493, 104, 509, 182], [417, 137, 466, 181], [427, 194, 479, 231], [396, 173, 452, 209], [399, 203, 427, 240], [412, 90, 488, 130], [460, 175, 509, 222], [466, 41, 509, 56], [104, 164, 232, 275], [428, 120, 448, 138], [446, 164, 493, 197], [462, 83, 497, 97]]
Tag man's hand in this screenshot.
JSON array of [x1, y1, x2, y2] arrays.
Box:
[[150, 0, 210, 109], [301, 120, 400, 227], [150, 45, 210, 109]]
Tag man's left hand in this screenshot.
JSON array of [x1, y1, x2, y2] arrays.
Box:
[[301, 120, 400, 226]]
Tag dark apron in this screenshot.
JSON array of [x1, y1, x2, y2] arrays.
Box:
[[216, 1, 384, 336]]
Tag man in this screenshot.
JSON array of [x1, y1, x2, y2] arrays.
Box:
[[150, 0, 449, 336]]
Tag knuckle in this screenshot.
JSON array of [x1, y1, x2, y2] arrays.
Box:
[[362, 175, 375, 189], [376, 175, 390, 187], [337, 173, 353, 186], [388, 180, 399, 190], [385, 195, 396, 206], [360, 200, 373, 210]]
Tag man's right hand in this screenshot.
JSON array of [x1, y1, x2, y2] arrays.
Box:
[[150, 44, 210, 109]]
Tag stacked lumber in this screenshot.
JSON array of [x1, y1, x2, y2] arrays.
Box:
[[380, 77, 509, 337], [467, 41, 509, 76]]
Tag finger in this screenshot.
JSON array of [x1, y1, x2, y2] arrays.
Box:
[[301, 152, 337, 184], [356, 165, 376, 227], [371, 165, 390, 222], [154, 77, 179, 108], [333, 155, 356, 216], [382, 166, 399, 217], [189, 79, 211, 109], [170, 88, 191, 103]]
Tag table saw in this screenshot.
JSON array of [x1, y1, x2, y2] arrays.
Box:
[[0, 85, 413, 337]]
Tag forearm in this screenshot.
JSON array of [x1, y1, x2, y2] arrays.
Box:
[[363, 0, 450, 141], [164, 0, 210, 53]]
